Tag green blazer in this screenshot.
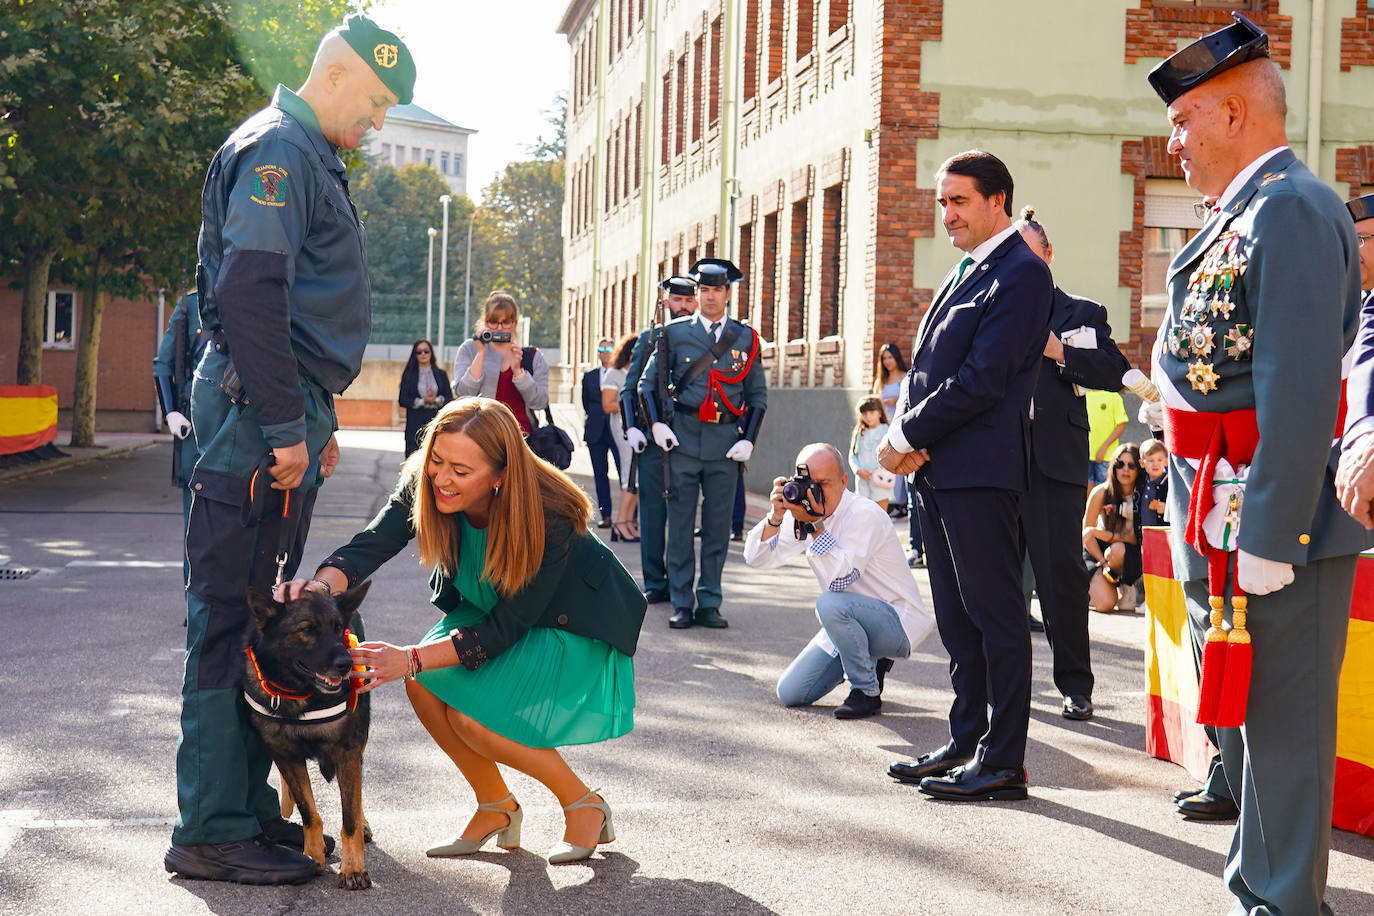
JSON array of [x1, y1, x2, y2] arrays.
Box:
[[319, 483, 648, 666]]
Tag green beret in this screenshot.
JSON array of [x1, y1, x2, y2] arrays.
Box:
[[338, 14, 415, 105]]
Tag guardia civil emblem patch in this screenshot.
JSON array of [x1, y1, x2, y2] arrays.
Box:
[[250, 164, 289, 207], [374, 43, 398, 68]]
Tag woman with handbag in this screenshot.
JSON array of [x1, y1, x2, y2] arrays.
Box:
[[849, 397, 893, 511], [600, 334, 640, 542], [398, 338, 453, 456], [277, 398, 645, 865], [452, 291, 549, 435]]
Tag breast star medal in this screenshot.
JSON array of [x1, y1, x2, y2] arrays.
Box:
[[1187, 359, 1219, 394], [1224, 325, 1253, 360], [1189, 323, 1216, 358]]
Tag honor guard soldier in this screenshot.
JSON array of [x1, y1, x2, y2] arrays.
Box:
[[638, 258, 767, 629], [152, 288, 207, 543], [164, 15, 415, 886], [1148, 14, 1367, 913], [623, 275, 699, 604]]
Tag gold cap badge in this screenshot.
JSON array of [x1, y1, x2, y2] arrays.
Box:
[[374, 43, 398, 68]]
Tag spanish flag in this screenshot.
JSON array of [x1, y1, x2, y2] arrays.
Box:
[[1143, 526, 1374, 837], [0, 385, 58, 455]]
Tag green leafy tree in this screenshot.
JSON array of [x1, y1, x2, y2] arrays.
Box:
[[525, 92, 566, 162], [481, 158, 564, 346]]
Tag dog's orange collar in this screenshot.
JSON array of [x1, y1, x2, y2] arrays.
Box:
[[245, 646, 311, 703]]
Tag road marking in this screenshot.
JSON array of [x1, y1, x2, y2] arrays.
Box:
[[66, 560, 181, 569], [0, 808, 175, 858]]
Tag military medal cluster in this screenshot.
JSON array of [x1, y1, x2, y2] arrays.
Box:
[[1170, 225, 1258, 394]]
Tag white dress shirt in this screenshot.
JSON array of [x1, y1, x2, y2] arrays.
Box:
[[742, 488, 933, 656], [695, 312, 726, 341]]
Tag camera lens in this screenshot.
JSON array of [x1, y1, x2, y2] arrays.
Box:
[[781, 481, 801, 503]]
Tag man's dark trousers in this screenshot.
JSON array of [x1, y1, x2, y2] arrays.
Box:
[[1020, 462, 1092, 699], [916, 477, 1030, 767], [638, 444, 670, 595], [586, 425, 621, 520]]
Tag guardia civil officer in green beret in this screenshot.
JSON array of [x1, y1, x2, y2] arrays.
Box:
[[622, 276, 699, 604], [165, 15, 415, 885], [638, 259, 767, 629], [1148, 15, 1367, 913]]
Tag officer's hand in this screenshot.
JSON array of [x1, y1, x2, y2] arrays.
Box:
[[626, 427, 648, 453], [165, 410, 192, 440], [652, 422, 678, 451], [319, 435, 340, 479], [1337, 431, 1374, 528], [1138, 398, 1163, 432], [725, 440, 753, 462], [273, 578, 312, 602], [269, 441, 309, 490], [1236, 549, 1294, 596]]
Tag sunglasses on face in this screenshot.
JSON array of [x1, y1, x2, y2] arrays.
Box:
[[597, 346, 612, 353], [416, 349, 431, 355], [1114, 459, 1138, 470]]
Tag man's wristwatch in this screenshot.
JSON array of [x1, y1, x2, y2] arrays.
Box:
[[766, 514, 784, 527]]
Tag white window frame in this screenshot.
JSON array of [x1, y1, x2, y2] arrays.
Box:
[[43, 289, 77, 349]]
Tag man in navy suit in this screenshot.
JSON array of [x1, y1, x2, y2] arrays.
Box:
[[881, 150, 1052, 801], [582, 337, 620, 528], [1013, 208, 1131, 723]]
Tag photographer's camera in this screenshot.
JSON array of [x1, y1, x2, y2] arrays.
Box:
[[781, 464, 825, 516], [475, 329, 512, 343]]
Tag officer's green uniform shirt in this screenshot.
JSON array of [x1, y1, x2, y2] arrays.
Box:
[[197, 85, 370, 449]]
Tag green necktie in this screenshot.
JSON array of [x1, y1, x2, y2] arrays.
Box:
[[954, 254, 974, 286]]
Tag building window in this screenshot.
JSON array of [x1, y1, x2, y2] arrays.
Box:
[[819, 185, 842, 338], [441, 152, 450, 174], [411, 147, 421, 162], [675, 56, 687, 156], [767, 0, 785, 85], [424, 149, 435, 167], [381, 142, 391, 159], [661, 71, 672, 165], [1154, 1, 1257, 8], [789, 200, 808, 339], [45, 290, 76, 348], [1142, 179, 1205, 331], [709, 17, 721, 128], [634, 102, 642, 189], [454, 154, 463, 177], [796, 0, 814, 60], [692, 33, 704, 144], [743, 0, 760, 101], [829, 0, 849, 33], [393, 146, 405, 167], [761, 212, 779, 341], [738, 222, 753, 319]]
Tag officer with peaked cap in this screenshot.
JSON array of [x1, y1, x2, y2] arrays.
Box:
[[165, 15, 414, 885], [1149, 14, 1367, 913], [623, 276, 700, 604], [638, 258, 767, 628]]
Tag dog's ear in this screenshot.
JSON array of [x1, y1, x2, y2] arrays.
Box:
[[333, 580, 371, 622], [245, 587, 281, 630]]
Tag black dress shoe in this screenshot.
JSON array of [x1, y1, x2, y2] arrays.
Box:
[[888, 745, 969, 784], [730, 529, 743, 541], [1028, 614, 1045, 632], [597, 516, 613, 529], [694, 607, 728, 628], [1177, 791, 1238, 820], [834, 688, 881, 719], [919, 764, 1029, 801], [644, 589, 670, 604], [875, 657, 894, 693], [1061, 695, 1094, 721], [260, 816, 335, 856], [164, 835, 317, 885], [1173, 787, 1203, 803], [669, 607, 694, 628]]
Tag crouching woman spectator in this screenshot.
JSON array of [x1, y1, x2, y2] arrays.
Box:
[[1083, 443, 1143, 612], [742, 443, 933, 719], [278, 398, 646, 864]]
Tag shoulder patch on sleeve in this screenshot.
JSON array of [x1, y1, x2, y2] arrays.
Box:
[[249, 164, 290, 207]]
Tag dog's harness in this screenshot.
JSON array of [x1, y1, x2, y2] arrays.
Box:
[[243, 635, 360, 724]]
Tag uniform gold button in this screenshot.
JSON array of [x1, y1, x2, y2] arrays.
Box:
[[1299, 534, 1311, 545]]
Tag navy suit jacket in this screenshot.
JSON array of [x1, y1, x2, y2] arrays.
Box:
[[896, 231, 1053, 492], [1345, 290, 1374, 444], [581, 367, 610, 444], [1031, 288, 1132, 486]]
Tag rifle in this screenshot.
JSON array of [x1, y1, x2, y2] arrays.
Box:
[[169, 254, 191, 487], [654, 290, 672, 500]]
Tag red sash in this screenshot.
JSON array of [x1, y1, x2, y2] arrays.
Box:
[[699, 332, 760, 423], [1161, 407, 1259, 558]]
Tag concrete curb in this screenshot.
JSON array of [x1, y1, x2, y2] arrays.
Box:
[[0, 438, 162, 485]]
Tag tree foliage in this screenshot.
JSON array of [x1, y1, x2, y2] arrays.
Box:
[[480, 159, 564, 345]]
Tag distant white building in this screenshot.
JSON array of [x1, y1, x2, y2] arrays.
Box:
[[368, 103, 477, 196]]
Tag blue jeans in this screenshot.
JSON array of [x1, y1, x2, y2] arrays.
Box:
[[776, 591, 912, 704], [1088, 460, 1109, 484]]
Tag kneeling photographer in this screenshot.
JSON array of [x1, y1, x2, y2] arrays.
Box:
[[743, 443, 933, 718]]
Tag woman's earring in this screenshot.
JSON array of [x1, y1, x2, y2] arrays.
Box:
[[492, 484, 500, 496]]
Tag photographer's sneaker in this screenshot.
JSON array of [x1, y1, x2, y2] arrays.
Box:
[[834, 688, 882, 719]]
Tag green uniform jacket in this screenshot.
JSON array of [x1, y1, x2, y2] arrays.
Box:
[[636, 314, 767, 459], [1157, 148, 1370, 580], [319, 482, 648, 665]]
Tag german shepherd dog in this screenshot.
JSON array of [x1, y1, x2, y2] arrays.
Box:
[[244, 583, 372, 890]]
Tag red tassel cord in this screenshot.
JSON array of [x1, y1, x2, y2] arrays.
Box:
[[1214, 594, 1251, 728], [1195, 549, 1229, 726]]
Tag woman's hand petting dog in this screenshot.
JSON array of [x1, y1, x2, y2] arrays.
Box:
[[346, 642, 410, 693]]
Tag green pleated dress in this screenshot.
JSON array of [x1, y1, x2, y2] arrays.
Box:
[[414, 518, 635, 748]]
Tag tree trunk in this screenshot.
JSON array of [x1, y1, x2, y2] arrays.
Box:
[[15, 246, 55, 386], [70, 254, 104, 448]]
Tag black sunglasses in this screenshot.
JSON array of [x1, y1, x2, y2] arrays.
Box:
[[416, 348, 431, 355], [1114, 459, 1138, 470]]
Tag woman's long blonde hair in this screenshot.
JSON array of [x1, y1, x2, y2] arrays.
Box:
[[402, 398, 590, 596]]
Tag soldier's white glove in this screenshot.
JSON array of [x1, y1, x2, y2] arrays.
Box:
[[652, 422, 678, 451], [626, 427, 648, 453], [1236, 549, 1294, 596], [1138, 398, 1163, 431], [165, 410, 192, 440], [725, 440, 754, 462]]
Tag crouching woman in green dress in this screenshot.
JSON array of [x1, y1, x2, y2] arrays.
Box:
[[278, 397, 646, 864]]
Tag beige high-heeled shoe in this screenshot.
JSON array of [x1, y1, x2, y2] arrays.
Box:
[[426, 794, 522, 856], [546, 788, 614, 864]]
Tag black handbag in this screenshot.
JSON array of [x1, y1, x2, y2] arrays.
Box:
[[526, 405, 575, 470]]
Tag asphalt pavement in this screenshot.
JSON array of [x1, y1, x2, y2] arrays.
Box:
[[1, 423, 1371, 915]]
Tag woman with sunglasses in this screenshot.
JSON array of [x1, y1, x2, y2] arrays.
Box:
[[453, 291, 550, 435], [399, 339, 453, 456], [1082, 443, 1143, 612]]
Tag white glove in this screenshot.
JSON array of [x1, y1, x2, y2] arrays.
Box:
[[725, 439, 754, 462], [1201, 460, 1246, 551], [165, 410, 192, 440], [1138, 398, 1163, 431], [1236, 548, 1294, 596], [626, 427, 647, 454], [652, 422, 678, 451]]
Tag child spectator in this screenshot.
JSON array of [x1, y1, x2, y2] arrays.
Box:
[[1139, 438, 1169, 527], [1086, 389, 1128, 484], [849, 396, 893, 510]]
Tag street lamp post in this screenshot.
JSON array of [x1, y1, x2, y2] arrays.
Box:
[[438, 195, 451, 362], [464, 206, 481, 342], [426, 226, 437, 342]]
